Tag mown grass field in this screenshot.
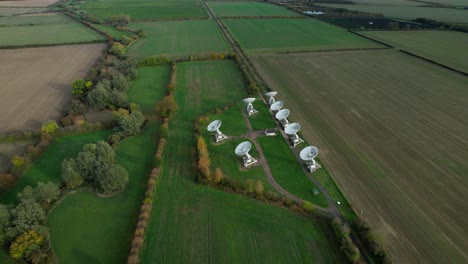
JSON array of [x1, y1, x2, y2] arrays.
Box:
[[0, 21, 105, 47], [0, 130, 112, 204], [361, 30, 468, 73], [223, 18, 382, 54], [0, 13, 70, 26], [128, 66, 170, 114], [318, 4, 468, 24], [253, 49, 468, 263], [140, 60, 346, 263], [248, 101, 277, 131], [83, 1, 208, 21], [209, 1, 300, 17], [259, 135, 328, 207], [48, 122, 159, 263], [129, 20, 228, 58]]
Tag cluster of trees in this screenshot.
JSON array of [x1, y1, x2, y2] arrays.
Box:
[[196, 136, 225, 184], [330, 217, 362, 263], [353, 217, 391, 263], [0, 182, 60, 262], [112, 106, 146, 138], [61, 141, 128, 194], [108, 15, 131, 27]]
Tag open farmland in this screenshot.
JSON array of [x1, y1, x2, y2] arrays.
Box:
[[361, 30, 468, 73], [0, 13, 70, 26], [129, 20, 228, 59], [49, 122, 159, 263], [128, 66, 170, 114], [252, 49, 468, 263], [0, 44, 106, 133], [208, 1, 300, 17], [0, 14, 105, 47], [318, 4, 468, 24], [223, 18, 382, 54], [140, 60, 346, 263], [0, 0, 59, 7], [83, 1, 208, 21], [0, 7, 48, 16]]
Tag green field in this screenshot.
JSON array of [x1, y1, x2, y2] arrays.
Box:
[[248, 101, 277, 131], [361, 30, 468, 73], [253, 49, 468, 262], [318, 4, 468, 24], [0, 13, 71, 26], [259, 135, 328, 207], [128, 66, 171, 114], [209, 1, 300, 17], [0, 130, 112, 204], [83, 1, 208, 21], [140, 60, 346, 263], [129, 20, 228, 58], [223, 18, 382, 53], [0, 22, 105, 47], [48, 122, 159, 263]]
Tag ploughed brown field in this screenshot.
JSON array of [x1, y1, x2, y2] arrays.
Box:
[[0, 0, 59, 7], [252, 49, 468, 263], [0, 43, 106, 133]]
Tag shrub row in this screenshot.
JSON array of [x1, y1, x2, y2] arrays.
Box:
[[329, 217, 362, 263], [127, 60, 178, 264], [353, 217, 392, 264]]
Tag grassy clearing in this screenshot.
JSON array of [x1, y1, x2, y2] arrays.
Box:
[[129, 20, 228, 59], [253, 49, 468, 263], [209, 1, 300, 17], [318, 4, 468, 24], [0, 22, 105, 47], [140, 60, 346, 263], [208, 103, 248, 136], [0, 130, 112, 204], [84, 1, 208, 21], [361, 30, 468, 73], [0, 13, 70, 26], [48, 122, 159, 263], [258, 134, 328, 207], [128, 66, 171, 114], [223, 18, 382, 54], [248, 101, 277, 131]]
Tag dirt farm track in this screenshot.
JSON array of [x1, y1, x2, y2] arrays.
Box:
[[0, 43, 106, 133], [253, 49, 468, 263]]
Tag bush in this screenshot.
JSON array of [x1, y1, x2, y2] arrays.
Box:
[[142, 55, 171, 66], [109, 42, 126, 57], [155, 96, 179, 119], [301, 201, 315, 213], [11, 156, 25, 168], [41, 120, 59, 134], [160, 123, 168, 138], [108, 15, 131, 27]]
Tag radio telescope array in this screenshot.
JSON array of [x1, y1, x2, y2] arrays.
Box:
[[275, 109, 290, 128], [285, 123, 304, 147], [300, 146, 321, 172], [265, 91, 278, 105], [243, 98, 258, 116], [270, 101, 284, 112], [207, 120, 228, 143], [235, 141, 257, 167]]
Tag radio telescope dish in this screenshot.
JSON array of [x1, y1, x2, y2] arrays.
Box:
[[243, 98, 258, 115], [265, 91, 278, 105], [300, 146, 318, 161], [207, 120, 222, 132], [235, 141, 251, 155], [270, 101, 284, 111], [235, 141, 257, 167], [300, 146, 321, 172], [275, 109, 290, 120], [243, 97, 256, 104], [285, 123, 301, 135], [207, 120, 228, 143], [285, 123, 303, 147]]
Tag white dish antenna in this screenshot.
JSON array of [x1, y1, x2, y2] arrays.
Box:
[[285, 123, 301, 135], [207, 120, 222, 132], [265, 91, 278, 105], [270, 101, 284, 111], [235, 141, 252, 155], [243, 97, 256, 104], [300, 146, 318, 161], [275, 109, 290, 120]]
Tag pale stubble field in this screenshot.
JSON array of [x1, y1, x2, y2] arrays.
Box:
[[0, 43, 106, 133]]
